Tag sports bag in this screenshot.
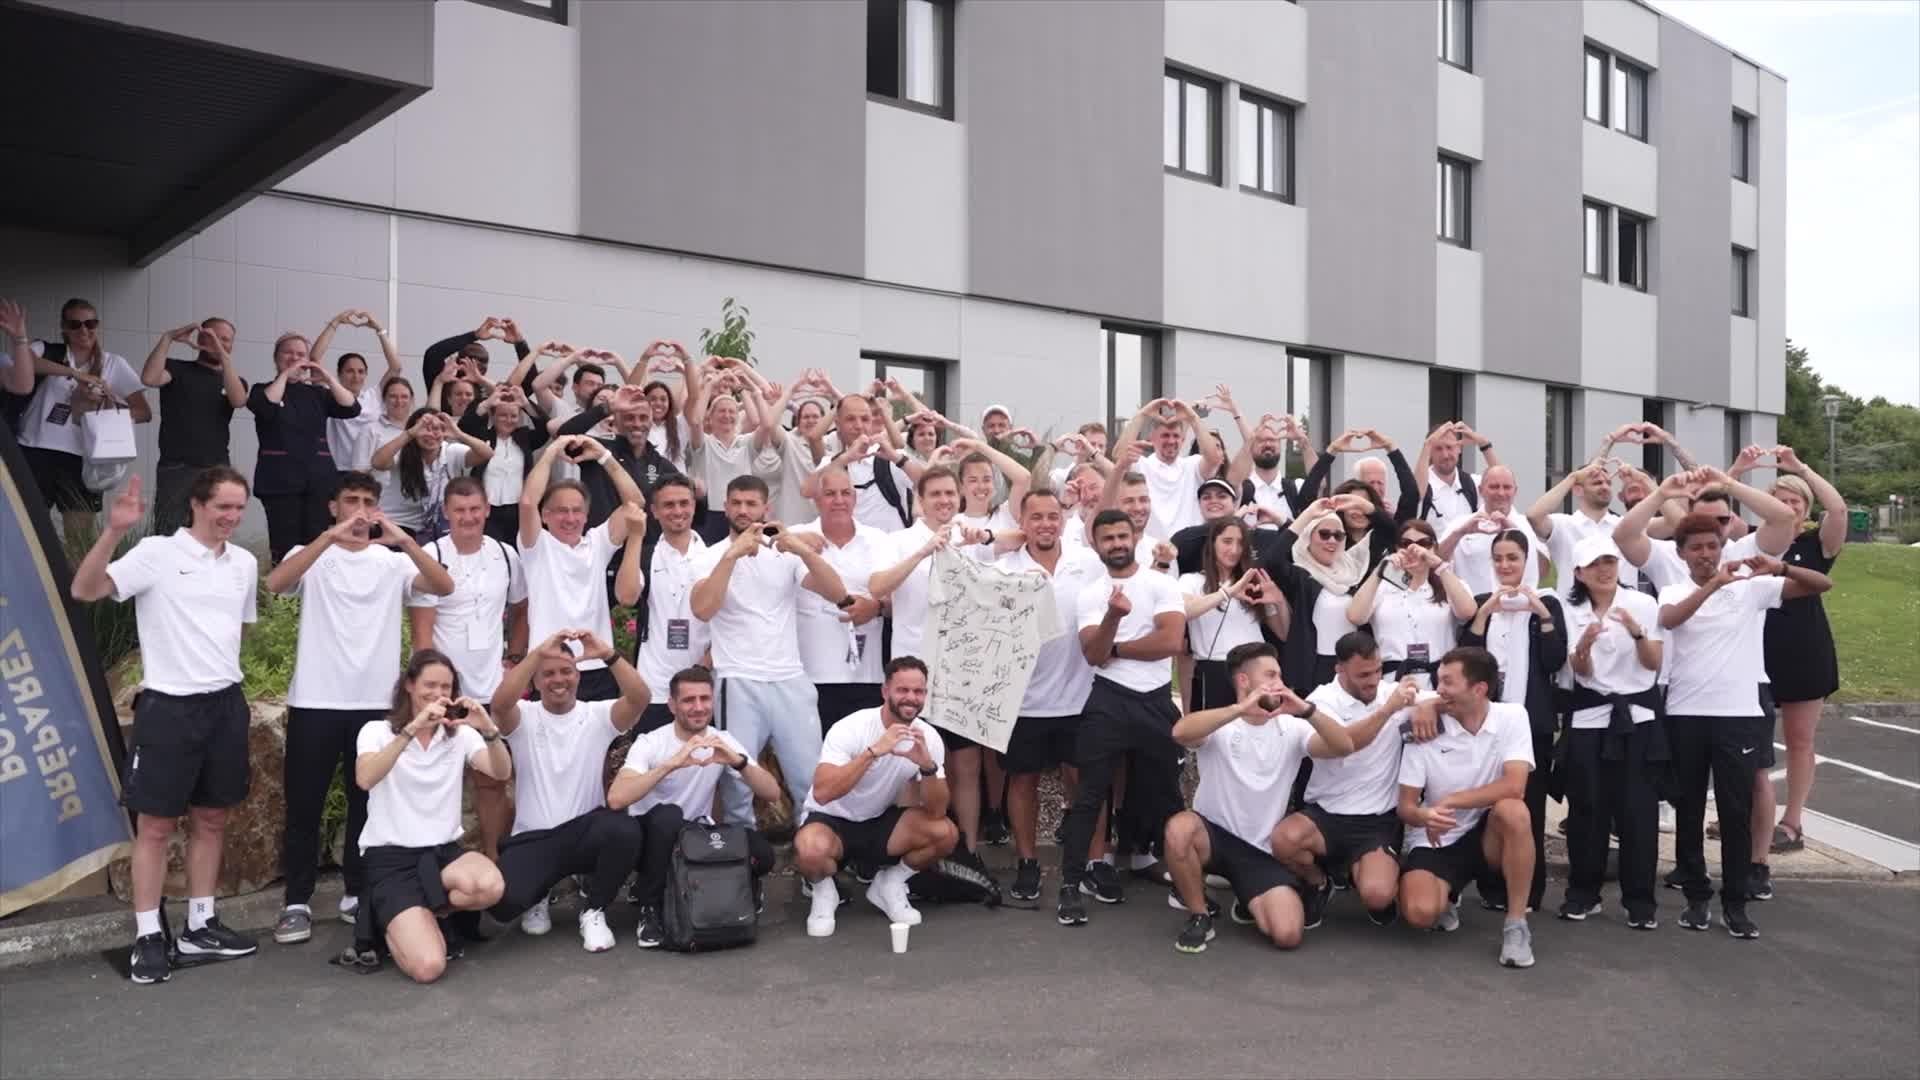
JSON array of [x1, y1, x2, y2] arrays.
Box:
[[662, 822, 757, 952]]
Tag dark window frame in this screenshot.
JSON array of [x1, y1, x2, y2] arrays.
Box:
[[864, 351, 949, 419], [1439, 0, 1473, 71], [1611, 56, 1649, 141], [1642, 399, 1668, 477], [867, 0, 955, 120], [1438, 155, 1472, 248], [1616, 208, 1649, 291], [1731, 246, 1753, 317], [1103, 324, 1165, 436], [1428, 368, 1467, 436], [468, 0, 569, 24], [1583, 200, 1611, 281], [1732, 111, 1753, 182], [1164, 67, 1222, 183], [1545, 386, 1576, 509], [1236, 90, 1297, 204], [1584, 45, 1610, 126]]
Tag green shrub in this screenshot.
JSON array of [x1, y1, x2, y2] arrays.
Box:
[[1898, 520, 1920, 546]]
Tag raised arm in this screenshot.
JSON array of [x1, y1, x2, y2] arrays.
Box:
[[1527, 461, 1592, 539], [70, 478, 145, 601], [1777, 446, 1846, 558], [1614, 470, 1693, 567], [139, 325, 195, 388]]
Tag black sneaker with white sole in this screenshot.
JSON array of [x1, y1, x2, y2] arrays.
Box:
[[1080, 862, 1124, 904], [1557, 899, 1603, 922], [1366, 901, 1398, 927], [1228, 898, 1255, 926], [635, 906, 665, 949], [1174, 913, 1216, 954], [1625, 911, 1659, 930], [1747, 863, 1774, 901], [129, 933, 171, 984], [1663, 870, 1688, 891], [177, 917, 258, 960], [1723, 907, 1760, 940], [1166, 890, 1220, 919], [1056, 884, 1088, 926], [1009, 859, 1043, 903], [1303, 876, 1333, 930], [1678, 902, 1712, 931]]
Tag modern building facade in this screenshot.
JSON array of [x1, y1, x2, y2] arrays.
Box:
[[0, 0, 1787, 540]]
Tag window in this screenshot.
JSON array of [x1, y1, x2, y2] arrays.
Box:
[[1429, 369, 1466, 435], [1585, 45, 1648, 140], [1546, 387, 1575, 506], [1642, 398, 1668, 477], [1584, 47, 1609, 125], [1237, 92, 1295, 202], [1725, 410, 1747, 471], [868, 0, 952, 116], [1164, 68, 1220, 181], [1732, 112, 1752, 182], [1583, 201, 1610, 280], [1616, 210, 1648, 290], [1103, 325, 1163, 434], [1437, 156, 1472, 247], [865, 353, 947, 419], [1286, 353, 1326, 478], [1731, 247, 1752, 317], [1439, 0, 1472, 70], [469, 0, 568, 22]]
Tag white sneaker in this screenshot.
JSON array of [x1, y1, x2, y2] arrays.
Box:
[[1434, 899, 1461, 933], [521, 898, 552, 936], [806, 877, 839, 938], [338, 895, 359, 924], [578, 908, 614, 952], [867, 865, 922, 927]]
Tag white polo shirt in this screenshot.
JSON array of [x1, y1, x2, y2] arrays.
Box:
[[406, 535, 526, 698], [506, 699, 623, 834], [620, 724, 750, 819], [1563, 591, 1664, 728], [1246, 471, 1297, 528], [1074, 567, 1185, 693], [106, 530, 258, 695], [802, 707, 947, 823], [883, 519, 994, 662], [691, 539, 809, 682], [284, 543, 419, 710], [1138, 452, 1205, 540], [1422, 468, 1483, 535], [1304, 680, 1406, 816], [1658, 574, 1785, 717], [820, 451, 909, 534], [995, 545, 1103, 717], [518, 523, 618, 672], [1193, 713, 1315, 854], [1543, 509, 1637, 594], [326, 383, 381, 469], [636, 533, 711, 701], [356, 720, 488, 852], [790, 518, 887, 685], [1361, 586, 1457, 677], [1398, 702, 1534, 849], [1178, 572, 1265, 661], [1441, 510, 1544, 596], [1639, 532, 1782, 595]]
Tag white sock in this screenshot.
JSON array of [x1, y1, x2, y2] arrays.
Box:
[[1099, 853, 1116, 867], [187, 896, 214, 931], [810, 876, 839, 906], [286, 903, 312, 914], [876, 862, 910, 889], [340, 895, 359, 911], [1129, 852, 1158, 870], [135, 908, 162, 937]]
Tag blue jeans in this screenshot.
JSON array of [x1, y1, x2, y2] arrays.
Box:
[[714, 676, 822, 825]]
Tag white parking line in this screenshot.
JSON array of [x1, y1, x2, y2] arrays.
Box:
[[1773, 742, 1920, 791], [1852, 714, 1920, 736]]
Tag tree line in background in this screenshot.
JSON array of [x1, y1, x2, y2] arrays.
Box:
[[1779, 341, 1920, 534]]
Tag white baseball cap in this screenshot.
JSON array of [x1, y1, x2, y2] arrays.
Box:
[[1572, 533, 1623, 568]]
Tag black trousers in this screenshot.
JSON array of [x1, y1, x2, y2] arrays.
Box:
[[262, 487, 335, 566], [1669, 715, 1767, 906], [485, 503, 520, 545], [1521, 725, 1552, 910], [1060, 679, 1181, 885], [816, 682, 883, 736], [491, 808, 645, 919], [282, 707, 378, 905], [1564, 725, 1661, 917], [629, 803, 775, 907]]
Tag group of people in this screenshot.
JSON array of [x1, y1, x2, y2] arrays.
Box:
[[15, 298, 1845, 984]]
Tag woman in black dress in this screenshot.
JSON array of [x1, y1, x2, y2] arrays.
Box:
[[1754, 449, 1846, 854]]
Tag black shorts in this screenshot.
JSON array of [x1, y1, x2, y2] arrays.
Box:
[[938, 725, 981, 753], [1301, 803, 1401, 870], [634, 702, 674, 735], [21, 444, 99, 511], [1401, 819, 1488, 897], [1202, 816, 1300, 908], [364, 842, 466, 935], [575, 665, 620, 703], [121, 684, 251, 817], [806, 806, 907, 867], [1004, 714, 1081, 774]]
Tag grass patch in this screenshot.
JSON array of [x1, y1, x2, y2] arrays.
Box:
[[1828, 543, 1920, 703]]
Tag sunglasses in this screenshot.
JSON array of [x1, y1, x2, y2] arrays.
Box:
[[63, 318, 100, 331], [1398, 537, 1436, 549], [1314, 529, 1346, 543]]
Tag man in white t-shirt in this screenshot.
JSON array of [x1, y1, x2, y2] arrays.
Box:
[[1614, 467, 1799, 594], [1414, 421, 1500, 534], [1164, 642, 1356, 953], [689, 474, 849, 826], [1436, 466, 1547, 596], [70, 468, 261, 983], [1656, 517, 1831, 940], [1270, 632, 1421, 930], [794, 658, 960, 938], [264, 471, 456, 945], [609, 666, 784, 947], [1526, 459, 1640, 596], [1395, 647, 1538, 969], [995, 489, 1107, 903], [868, 466, 1006, 663], [801, 393, 921, 533], [485, 630, 649, 952], [1111, 397, 1224, 541], [1055, 510, 1187, 927], [791, 466, 889, 730], [614, 475, 710, 734]]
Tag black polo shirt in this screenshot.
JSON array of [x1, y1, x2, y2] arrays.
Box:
[[157, 359, 244, 467]]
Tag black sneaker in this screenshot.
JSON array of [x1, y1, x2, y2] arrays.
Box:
[[1557, 899, 1603, 922], [1747, 864, 1774, 902], [635, 906, 665, 949], [981, 810, 1011, 847], [1166, 890, 1220, 919], [129, 932, 171, 984], [1229, 898, 1255, 925], [176, 917, 258, 960], [1625, 910, 1658, 931], [1328, 864, 1352, 891], [1366, 901, 1398, 928], [1679, 902, 1712, 931], [1303, 876, 1333, 930], [852, 861, 879, 885], [1663, 870, 1688, 891], [1056, 884, 1088, 926], [1724, 907, 1760, 940], [1009, 859, 1043, 903], [1080, 862, 1124, 904], [753, 879, 766, 916], [1174, 912, 1215, 954]]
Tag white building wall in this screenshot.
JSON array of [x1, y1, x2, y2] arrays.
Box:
[[1162, 177, 1309, 343], [1583, 123, 1658, 216], [1435, 62, 1483, 162], [1328, 353, 1427, 510], [1583, 0, 1661, 67], [1435, 243, 1483, 372], [859, 285, 963, 362], [865, 103, 968, 293], [1163, 0, 1307, 103], [952, 300, 1103, 440], [1163, 329, 1291, 454], [1670, 403, 1726, 475], [1755, 71, 1788, 415], [1466, 371, 1547, 500], [1730, 179, 1758, 250], [1575, 387, 1643, 468], [1580, 278, 1658, 394], [1729, 314, 1758, 410]]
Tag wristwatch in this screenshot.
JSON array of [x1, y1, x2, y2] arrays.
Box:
[[835, 595, 858, 610], [983, 529, 996, 546], [917, 764, 938, 777]]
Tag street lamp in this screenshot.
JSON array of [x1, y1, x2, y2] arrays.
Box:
[[1822, 394, 1843, 478]]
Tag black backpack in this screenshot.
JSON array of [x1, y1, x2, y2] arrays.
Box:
[[662, 822, 758, 952]]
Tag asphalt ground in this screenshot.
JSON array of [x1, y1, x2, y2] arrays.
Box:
[[2, 877, 1915, 1080], [1778, 711, 1920, 847]]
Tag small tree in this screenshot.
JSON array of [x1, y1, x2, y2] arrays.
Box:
[[698, 297, 756, 365]]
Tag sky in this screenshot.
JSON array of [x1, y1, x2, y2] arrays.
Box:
[[1647, 0, 1920, 406]]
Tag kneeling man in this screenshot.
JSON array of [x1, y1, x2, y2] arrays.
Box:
[[1163, 643, 1354, 954], [794, 657, 960, 937], [1396, 646, 1537, 969]]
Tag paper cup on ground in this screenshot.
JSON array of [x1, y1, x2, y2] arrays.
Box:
[[890, 922, 910, 953]]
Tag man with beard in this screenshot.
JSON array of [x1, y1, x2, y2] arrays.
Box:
[[1527, 459, 1641, 597], [614, 475, 711, 734], [138, 317, 247, 535], [558, 384, 678, 527], [1223, 413, 1313, 528], [1413, 421, 1502, 533], [795, 658, 960, 937], [1435, 465, 1548, 596], [1111, 397, 1226, 541]]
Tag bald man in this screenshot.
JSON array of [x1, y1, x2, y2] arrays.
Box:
[[1434, 465, 1547, 596]]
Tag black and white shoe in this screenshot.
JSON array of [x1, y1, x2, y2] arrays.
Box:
[[980, 809, 1011, 847], [1080, 862, 1125, 904], [1009, 859, 1043, 904], [1678, 902, 1712, 931], [1556, 899, 1603, 922], [938, 849, 1003, 906], [634, 906, 665, 949], [1625, 911, 1659, 931], [1662, 870, 1688, 891], [1056, 884, 1088, 926], [1365, 901, 1398, 928], [1724, 907, 1760, 940], [129, 933, 171, 985], [1228, 898, 1255, 926], [1303, 876, 1333, 930], [1174, 913, 1215, 954], [1166, 890, 1220, 919], [176, 918, 258, 960], [1747, 864, 1774, 902]]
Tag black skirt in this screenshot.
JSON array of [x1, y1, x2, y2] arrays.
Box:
[[1763, 532, 1839, 703]]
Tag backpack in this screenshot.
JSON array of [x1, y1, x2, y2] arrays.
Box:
[[1418, 468, 1478, 520], [870, 456, 913, 527], [662, 821, 758, 952]]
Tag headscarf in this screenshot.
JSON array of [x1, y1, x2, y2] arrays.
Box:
[[1290, 509, 1370, 595]]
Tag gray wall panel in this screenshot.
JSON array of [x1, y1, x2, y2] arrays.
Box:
[[577, 0, 867, 278], [963, 0, 1163, 321], [1479, 0, 1583, 385], [1655, 19, 1733, 405], [1301, 0, 1435, 366]]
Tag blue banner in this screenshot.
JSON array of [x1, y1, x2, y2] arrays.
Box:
[[0, 432, 132, 916]]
